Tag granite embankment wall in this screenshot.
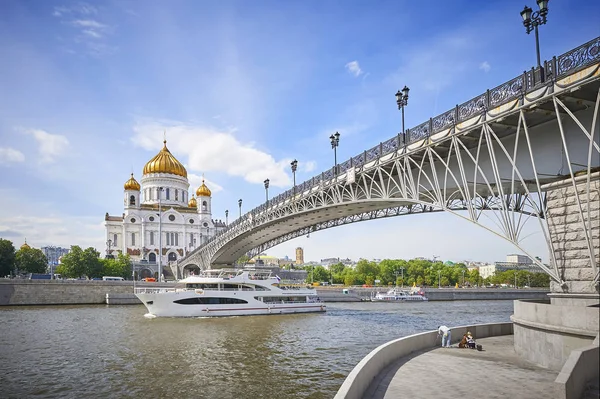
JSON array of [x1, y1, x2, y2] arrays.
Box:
[[0, 280, 550, 306], [335, 287, 550, 301], [0, 280, 145, 306]]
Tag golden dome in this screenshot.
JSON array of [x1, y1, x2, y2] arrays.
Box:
[[188, 194, 197, 208], [124, 173, 140, 191], [21, 240, 30, 250], [196, 179, 211, 197], [142, 140, 187, 178]]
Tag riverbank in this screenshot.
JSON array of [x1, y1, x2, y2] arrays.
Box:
[[0, 280, 549, 306]]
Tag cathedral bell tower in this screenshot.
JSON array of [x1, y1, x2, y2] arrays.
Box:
[[123, 173, 141, 209]]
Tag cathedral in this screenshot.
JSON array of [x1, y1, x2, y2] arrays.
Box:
[[104, 140, 225, 267]]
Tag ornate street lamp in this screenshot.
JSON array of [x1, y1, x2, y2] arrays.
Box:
[[264, 179, 270, 205], [157, 186, 165, 280], [225, 210, 229, 226], [520, 0, 549, 79], [395, 85, 410, 142], [329, 132, 340, 174], [238, 198, 243, 218], [290, 159, 298, 195]]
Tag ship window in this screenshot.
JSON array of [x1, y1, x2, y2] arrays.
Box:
[[173, 297, 248, 305], [259, 296, 307, 303]]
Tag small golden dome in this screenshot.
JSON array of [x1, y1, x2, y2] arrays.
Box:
[[142, 140, 187, 178], [21, 240, 30, 250], [124, 173, 141, 191], [196, 179, 212, 197], [188, 195, 197, 208]]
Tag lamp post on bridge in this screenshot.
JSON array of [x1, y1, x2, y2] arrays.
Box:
[[520, 0, 549, 81], [395, 86, 409, 143], [329, 132, 340, 175], [225, 210, 229, 226], [238, 199, 243, 218], [264, 179, 270, 206], [291, 159, 298, 196]]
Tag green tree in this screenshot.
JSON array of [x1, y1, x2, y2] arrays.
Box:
[[312, 266, 330, 283], [82, 247, 102, 278], [15, 247, 48, 273], [57, 246, 86, 278], [0, 239, 16, 277], [101, 253, 132, 279], [237, 254, 251, 265]]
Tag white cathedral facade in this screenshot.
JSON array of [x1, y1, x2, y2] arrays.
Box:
[[104, 140, 225, 270]]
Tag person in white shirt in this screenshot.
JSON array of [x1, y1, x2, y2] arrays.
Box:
[[438, 325, 452, 347]]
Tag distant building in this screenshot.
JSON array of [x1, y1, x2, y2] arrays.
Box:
[[506, 254, 532, 264], [479, 254, 542, 279], [41, 246, 70, 266], [320, 258, 340, 268], [295, 247, 304, 265]]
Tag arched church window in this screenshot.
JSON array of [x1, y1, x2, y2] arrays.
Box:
[[166, 188, 170, 200], [113, 234, 117, 246], [131, 232, 135, 246], [175, 190, 178, 201], [202, 201, 207, 211], [175, 233, 179, 246], [150, 231, 154, 245]]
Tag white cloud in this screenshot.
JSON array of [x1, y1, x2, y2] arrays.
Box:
[[188, 173, 223, 194], [71, 19, 107, 29], [345, 60, 363, 77], [23, 129, 69, 163], [0, 147, 25, 164], [131, 121, 294, 188], [82, 29, 102, 39], [53, 3, 97, 17], [300, 160, 316, 173], [479, 61, 491, 73]]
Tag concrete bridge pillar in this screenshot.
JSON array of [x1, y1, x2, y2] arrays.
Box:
[[512, 171, 599, 371], [545, 171, 599, 304]]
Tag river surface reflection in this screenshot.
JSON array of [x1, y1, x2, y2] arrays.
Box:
[[0, 300, 514, 398]]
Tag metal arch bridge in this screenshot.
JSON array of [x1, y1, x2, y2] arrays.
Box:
[[177, 37, 600, 285]]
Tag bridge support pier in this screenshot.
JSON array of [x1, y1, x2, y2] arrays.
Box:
[[512, 171, 599, 371]]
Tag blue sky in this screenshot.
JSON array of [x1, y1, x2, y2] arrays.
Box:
[[1, 0, 599, 263]]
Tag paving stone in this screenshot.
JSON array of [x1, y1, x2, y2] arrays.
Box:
[[364, 335, 558, 399]]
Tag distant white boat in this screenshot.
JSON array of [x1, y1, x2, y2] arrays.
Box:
[[372, 288, 428, 302], [135, 269, 326, 317]]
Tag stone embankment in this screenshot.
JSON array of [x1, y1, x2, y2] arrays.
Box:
[[0, 280, 549, 306]]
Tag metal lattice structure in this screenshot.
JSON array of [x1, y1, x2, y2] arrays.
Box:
[[179, 37, 600, 286]]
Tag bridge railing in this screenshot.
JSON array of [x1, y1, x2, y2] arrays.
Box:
[[193, 36, 600, 254]]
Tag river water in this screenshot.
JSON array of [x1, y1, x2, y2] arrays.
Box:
[[0, 300, 514, 399]]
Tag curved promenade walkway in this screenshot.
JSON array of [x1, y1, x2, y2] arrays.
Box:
[[364, 335, 558, 399]]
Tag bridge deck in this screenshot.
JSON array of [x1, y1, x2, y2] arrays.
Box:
[[364, 335, 558, 399]]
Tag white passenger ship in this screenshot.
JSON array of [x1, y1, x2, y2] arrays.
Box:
[[371, 288, 428, 302], [135, 269, 326, 317]]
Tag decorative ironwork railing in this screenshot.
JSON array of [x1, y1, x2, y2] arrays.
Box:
[[195, 36, 600, 251]]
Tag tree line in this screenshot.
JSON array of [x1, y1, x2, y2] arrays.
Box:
[[298, 258, 550, 287], [0, 239, 132, 279]]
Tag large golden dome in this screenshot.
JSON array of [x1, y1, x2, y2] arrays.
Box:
[[124, 173, 140, 191], [142, 140, 187, 178], [188, 194, 197, 208], [196, 179, 211, 197]]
